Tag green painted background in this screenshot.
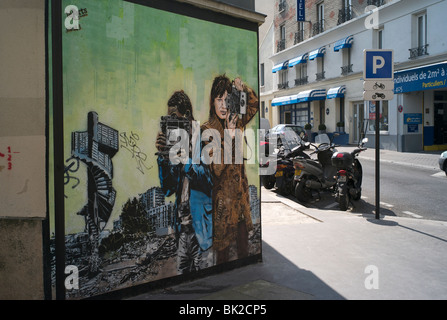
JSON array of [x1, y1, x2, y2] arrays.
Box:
[[58, 0, 259, 234]]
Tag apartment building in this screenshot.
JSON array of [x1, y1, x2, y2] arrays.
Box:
[[259, 0, 447, 151]]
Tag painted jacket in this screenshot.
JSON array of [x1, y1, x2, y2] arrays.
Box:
[[200, 84, 259, 251], [157, 137, 213, 251]]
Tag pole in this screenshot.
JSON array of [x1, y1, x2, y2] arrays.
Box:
[[375, 101, 380, 220]]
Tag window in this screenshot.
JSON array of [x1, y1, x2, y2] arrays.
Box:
[[313, 2, 324, 35], [278, 24, 286, 52], [410, 12, 428, 58], [295, 63, 307, 86], [341, 47, 352, 75], [417, 13, 427, 48], [260, 63, 265, 87], [378, 29, 383, 49], [278, 69, 288, 90], [367, 101, 389, 133], [295, 22, 304, 44], [316, 55, 325, 80], [317, 2, 324, 30], [338, 0, 352, 24]]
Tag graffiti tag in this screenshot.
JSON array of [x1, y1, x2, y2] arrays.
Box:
[[120, 131, 152, 174], [0, 146, 20, 172]]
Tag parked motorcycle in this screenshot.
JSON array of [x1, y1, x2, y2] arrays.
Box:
[[331, 138, 368, 211], [293, 133, 339, 203], [261, 130, 310, 195]]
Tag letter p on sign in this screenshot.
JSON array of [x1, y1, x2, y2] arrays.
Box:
[[373, 56, 385, 74]]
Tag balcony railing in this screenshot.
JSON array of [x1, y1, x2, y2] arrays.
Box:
[[277, 39, 285, 52], [409, 44, 429, 59], [295, 76, 308, 86], [312, 21, 324, 36], [337, 6, 353, 25], [367, 0, 385, 7], [279, 0, 286, 12], [294, 32, 304, 44], [315, 72, 325, 81], [341, 64, 353, 75], [278, 82, 289, 90]]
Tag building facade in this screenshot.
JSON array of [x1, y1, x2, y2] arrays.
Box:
[[260, 0, 447, 151]]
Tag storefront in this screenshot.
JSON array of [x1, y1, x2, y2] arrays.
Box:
[[271, 89, 326, 127], [394, 61, 447, 151]]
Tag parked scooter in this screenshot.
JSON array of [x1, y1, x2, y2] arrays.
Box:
[[293, 133, 339, 203], [331, 138, 368, 211], [261, 130, 310, 195]]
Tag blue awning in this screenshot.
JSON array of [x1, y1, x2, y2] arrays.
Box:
[[327, 86, 346, 99], [272, 61, 289, 73], [334, 35, 353, 52], [296, 89, 327, 102], [288, 53, 309, 67], [271, 95, 298, 106], [272, 89, 326, 107], [309, 47, 326, 60]]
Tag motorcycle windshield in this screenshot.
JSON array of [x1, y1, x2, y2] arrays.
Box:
[[315, 133, 330, 145], [281, 129, 303, 152]]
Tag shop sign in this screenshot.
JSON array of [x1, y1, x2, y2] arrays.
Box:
[[394, 62, 447, 94], [404, 113, 422, 124]]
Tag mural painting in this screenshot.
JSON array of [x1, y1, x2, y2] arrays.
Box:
[[49, 0, 261, 299]]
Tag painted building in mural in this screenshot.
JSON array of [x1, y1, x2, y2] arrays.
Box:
[[0, 0, 264, 300]]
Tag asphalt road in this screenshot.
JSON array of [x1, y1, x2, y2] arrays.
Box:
[[277, 157, 447, 221]]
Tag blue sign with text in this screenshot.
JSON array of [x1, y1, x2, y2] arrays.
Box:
[[364, 50, 394, 80], [297, 0, 305, 21], [394, 62, 447, 94], [404, 113, 422, 125]]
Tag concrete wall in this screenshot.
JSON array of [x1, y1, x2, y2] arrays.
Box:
[[0, 0, 46, 299]]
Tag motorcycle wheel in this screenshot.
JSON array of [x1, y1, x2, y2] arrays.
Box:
[[262, 176, 275, 190], [351, 160, 363, 200], [351, 189, 362, 201], [295, 180, 312, 203], [338, 185, 349, 211], [279, 183, 291, 196]]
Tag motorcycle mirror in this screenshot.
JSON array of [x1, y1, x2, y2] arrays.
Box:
[[360, 137, 368, 146]]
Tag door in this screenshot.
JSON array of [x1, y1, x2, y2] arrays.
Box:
[[284, 111, 292, 124], [434, 102, 447, 144], [353, 102, 365, 143]]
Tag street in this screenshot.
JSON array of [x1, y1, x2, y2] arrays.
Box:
[[266, 152, 447, 222]]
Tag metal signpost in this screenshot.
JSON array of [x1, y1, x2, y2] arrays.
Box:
[[363, 49, 394, 220]]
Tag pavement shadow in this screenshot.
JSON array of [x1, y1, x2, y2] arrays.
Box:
[[366, 218, 447, 243], [126, 241, 345, 300], [350, 199, 397, 218], [260, 241, 346, 300]]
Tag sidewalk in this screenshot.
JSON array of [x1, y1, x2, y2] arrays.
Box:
[[336, 145, 441, 171], [127, 148, 447, 301]]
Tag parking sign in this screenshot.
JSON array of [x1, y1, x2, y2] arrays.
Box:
[[363, 49, 394, 101], [364, 49, 394, 80]]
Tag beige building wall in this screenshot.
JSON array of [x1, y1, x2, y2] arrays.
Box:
[[0, 0, 46, 299]]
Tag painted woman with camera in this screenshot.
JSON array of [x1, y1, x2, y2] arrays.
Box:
[[200, 74, 259, 265]]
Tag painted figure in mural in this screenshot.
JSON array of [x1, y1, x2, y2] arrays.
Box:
[[201, 75, 258, 264], [156, 90, 213, 273]]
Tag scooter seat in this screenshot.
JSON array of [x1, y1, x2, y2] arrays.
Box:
[[305, 159, 323, 170]]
